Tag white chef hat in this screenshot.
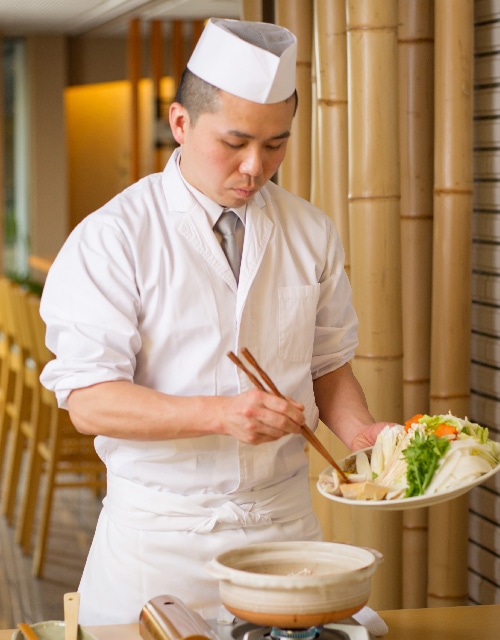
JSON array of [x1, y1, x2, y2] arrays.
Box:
[[187, 18, 297, 104]]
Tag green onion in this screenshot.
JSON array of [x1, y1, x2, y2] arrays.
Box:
[[403, 432, 451, 497]]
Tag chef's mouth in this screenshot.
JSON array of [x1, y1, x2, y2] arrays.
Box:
[[233, 186, 258, 198]]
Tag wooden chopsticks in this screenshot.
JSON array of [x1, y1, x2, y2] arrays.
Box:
[[227, 348, 350, 483]]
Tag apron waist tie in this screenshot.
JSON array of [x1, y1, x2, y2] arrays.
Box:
[[103, 471, 313, 534]]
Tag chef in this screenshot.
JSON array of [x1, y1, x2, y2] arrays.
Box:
[[40, 18, 388, 625]]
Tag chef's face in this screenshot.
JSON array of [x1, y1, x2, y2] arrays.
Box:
[[169, 89, 295, 208]]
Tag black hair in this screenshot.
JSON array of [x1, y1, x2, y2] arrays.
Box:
[[174, 68, 298, 124]]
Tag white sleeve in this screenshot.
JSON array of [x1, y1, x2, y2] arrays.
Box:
[[40, 217, 141, 408]]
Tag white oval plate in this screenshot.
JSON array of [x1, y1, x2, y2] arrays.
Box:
[[317, 448, 500, 510]]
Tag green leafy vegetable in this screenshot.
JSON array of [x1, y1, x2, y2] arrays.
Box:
[[403, 431, 451, 497]]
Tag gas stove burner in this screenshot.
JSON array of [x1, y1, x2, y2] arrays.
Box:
[[229, 621, 354, 640], [269, 627, 319, 640]]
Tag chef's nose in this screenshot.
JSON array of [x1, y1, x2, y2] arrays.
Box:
[[239, 147, 264, 177]]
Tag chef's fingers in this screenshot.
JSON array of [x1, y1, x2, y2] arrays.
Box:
[[220, 389, 305, 444], [350, 422, 398, 450]]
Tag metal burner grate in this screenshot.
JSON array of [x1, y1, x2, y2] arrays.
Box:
[[270, 627, 318, 640], [231, 621, 351, 640]]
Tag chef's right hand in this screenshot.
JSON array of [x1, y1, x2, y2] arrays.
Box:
[[217, 389, 305, 444]]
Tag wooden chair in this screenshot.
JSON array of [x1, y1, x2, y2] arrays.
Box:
[[1, 283, 40, 525], [13, 292, 53, 551], [0, 278, 13, 473], [13, 295, 106, 577]]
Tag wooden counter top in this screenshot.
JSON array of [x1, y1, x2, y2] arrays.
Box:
[[380, 604, 499, 639], [2, 605, 499, 640]]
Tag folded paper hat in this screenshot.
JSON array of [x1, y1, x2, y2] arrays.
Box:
[[187, 18, 297, 104]]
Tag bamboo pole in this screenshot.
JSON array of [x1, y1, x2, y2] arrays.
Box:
[[275, 0, 313, 199], [398, 0, 435, 609], [309, 0, 352, 545], [428, 0, 474, 608], [128, 18, 141, 183], [346, 0, 403, 610], [310, 27, 320, 209], [312, 0, 350, 270], [399, 0, 434, 419]]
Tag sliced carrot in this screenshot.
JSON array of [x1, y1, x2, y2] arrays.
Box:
[[434, 423, 458, 439], [405, 414, 423, 432]]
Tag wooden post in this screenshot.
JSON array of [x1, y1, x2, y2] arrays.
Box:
[[192, 20, 204, 48], [0, 33, 4, 272], [151, 20, 163, 173], [171, 21, 184, 90], [428, 0, 474, 608], [346, 0, 404, 610], [242, 0, 263, 21], [275, 0, 313, 199], [128, 18, 141, 183], [398, 0, 435, 608]]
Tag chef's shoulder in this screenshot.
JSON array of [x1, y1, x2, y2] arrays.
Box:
[[79, 172, 166, 232], [47, 172, 167, 280]]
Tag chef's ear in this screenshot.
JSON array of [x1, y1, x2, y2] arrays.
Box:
[[169, 102, 189, 145]]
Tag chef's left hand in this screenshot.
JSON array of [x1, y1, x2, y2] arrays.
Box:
[[350, 422, 397, 451]]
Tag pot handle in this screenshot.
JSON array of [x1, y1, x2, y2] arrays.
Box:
[[139, 595, 215, 640], [204, 559, 229, 579], [362, 547, 384, 565]]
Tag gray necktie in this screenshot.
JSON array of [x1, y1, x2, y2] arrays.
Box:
[[215, 209, 241, 282]]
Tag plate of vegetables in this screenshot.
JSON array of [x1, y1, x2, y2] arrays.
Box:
[[317, 413, 500, 510]]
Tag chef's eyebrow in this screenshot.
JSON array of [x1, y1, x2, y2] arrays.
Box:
[[226, 129, 291, 141]]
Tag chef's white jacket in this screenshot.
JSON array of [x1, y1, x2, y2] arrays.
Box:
[[40, 148, 359, 624]]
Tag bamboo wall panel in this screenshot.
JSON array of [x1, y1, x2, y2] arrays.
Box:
[[275, 0, 313, 199], [428, 0, 474, 607], [346, 0, 403, 611], [469, 0, 500, 604]]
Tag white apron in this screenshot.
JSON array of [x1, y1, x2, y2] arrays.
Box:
[[39, 150, 356, 625], [78, 471, 322, 625]]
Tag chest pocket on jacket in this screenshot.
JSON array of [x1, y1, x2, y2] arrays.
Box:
[[278, 284, 320, 363]]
